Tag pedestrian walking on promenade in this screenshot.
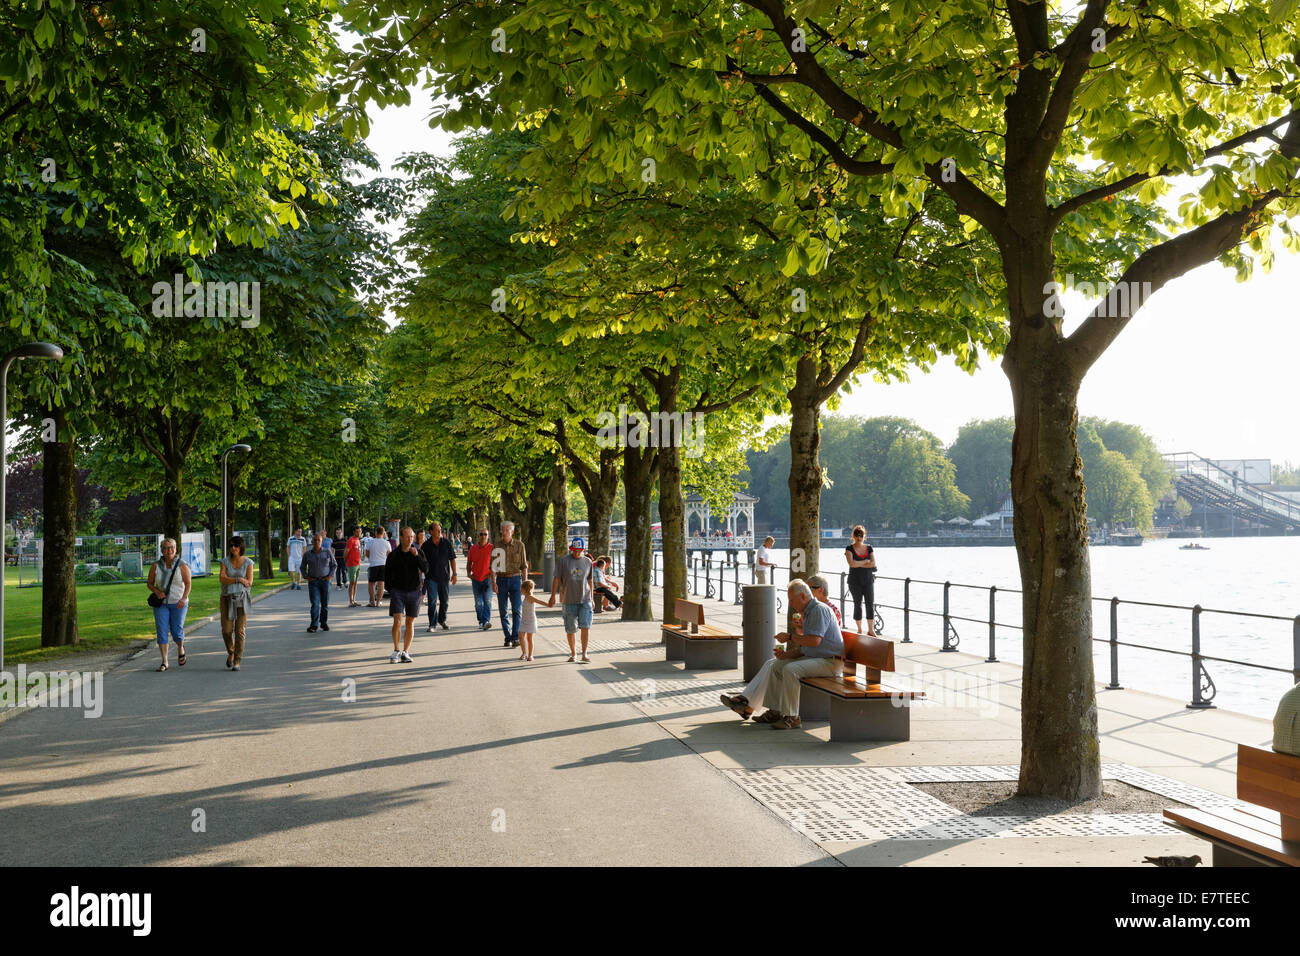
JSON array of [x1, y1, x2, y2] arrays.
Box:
[[301, 532, 336, 633], [286, 527, 307, 590], [718, 579, 843, 728], [345, 526, 363, 606], [219, 536, 254, 670], [420, 522, 458, 632], [756, 536, 775, 584], [385, 527, 428, 663], [332, 526, 348, 589], [494, 521, 528, 648], [147, 537, 191, 671], [519, 578, 544, 661], [366, 527, 391, 607], [550, 536, 594, 663], [845, 525, 877, 636], [467, 528, 494, 630]]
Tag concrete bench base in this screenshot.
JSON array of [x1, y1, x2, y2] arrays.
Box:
[[682, 638, 738, 670], [663, 631, 685, 661], [798, 689, 912, 741]]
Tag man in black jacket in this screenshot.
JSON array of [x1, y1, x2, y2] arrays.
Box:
[[420, 522, 458, 632], [384, 527, 429, 663]]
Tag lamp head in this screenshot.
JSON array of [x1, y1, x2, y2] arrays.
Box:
[[5, 343, 63, 362]]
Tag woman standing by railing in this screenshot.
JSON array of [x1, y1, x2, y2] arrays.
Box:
[[845, 525, 877, 636]]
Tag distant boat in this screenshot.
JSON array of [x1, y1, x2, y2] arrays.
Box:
[[1111, 532, 1144, 547], [1179, 543, 1210, 551]]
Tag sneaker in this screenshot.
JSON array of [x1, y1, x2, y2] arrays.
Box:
[[399, 651, 413, 663], [440, 623, 449, 631], [307, 626, 318, 633], [752, 710, 782, 724], [426, 625, 435, 633], [388, 651, 401, 663], [321, 623, 330, 631]]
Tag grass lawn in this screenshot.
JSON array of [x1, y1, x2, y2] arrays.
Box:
[[3, 575, 247, 665]]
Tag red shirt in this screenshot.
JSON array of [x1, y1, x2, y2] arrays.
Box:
[[467, 542, 493, 582], [345, 536, 361, 567]]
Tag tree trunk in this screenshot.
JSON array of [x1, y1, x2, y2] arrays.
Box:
[[550, 459, 568, 558], [655, 369, 686, 624], [40, 404, 77, 648], [489, 498, 503, 539], [162, 462, 183, 547], [257, 491, 273, 579], [621, 442, 657, 621], [787, 353, 823, 578], [1004, 247, 1102, 801], [280, 497, 292, 571]]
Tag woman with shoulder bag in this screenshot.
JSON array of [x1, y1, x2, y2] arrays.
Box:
[[219, 536, 255, 671], [147, 538, 191, 671]]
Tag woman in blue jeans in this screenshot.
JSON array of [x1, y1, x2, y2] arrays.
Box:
[[147, 538, 192, 671]]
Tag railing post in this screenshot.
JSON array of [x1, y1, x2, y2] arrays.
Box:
[[986, 585, 997, 662], [1107, 597, 1122, 690], [733, 561, 742, 605], [902, 577, 911, 643], [691, 554, 698, 595], [1188, 604, 1215, 709], [941, 581, 954, 651], [839, 571, 847, 623], [1293, 615, 1300, 685]]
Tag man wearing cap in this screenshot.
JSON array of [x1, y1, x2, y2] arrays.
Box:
[[550, 537, 594, 663]]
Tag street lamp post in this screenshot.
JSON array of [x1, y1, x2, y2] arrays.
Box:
[[341, 496, 354, 541], [221, 444, 252, 559], [1, 343, 64, 671]]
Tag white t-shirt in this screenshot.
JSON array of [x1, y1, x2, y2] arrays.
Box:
[[367, 536, 391, 566], [757, 544, 771, 567]]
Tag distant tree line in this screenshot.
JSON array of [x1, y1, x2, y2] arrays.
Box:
[[742, 415, 1171, 532]]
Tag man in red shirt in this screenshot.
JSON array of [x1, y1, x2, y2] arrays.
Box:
[[466, 528, 495, 631]]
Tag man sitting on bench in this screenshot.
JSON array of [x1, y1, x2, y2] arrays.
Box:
[[719, 579, 843, 729]]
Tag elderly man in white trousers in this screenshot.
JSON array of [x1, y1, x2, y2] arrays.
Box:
[[719, 579, 844, 730]]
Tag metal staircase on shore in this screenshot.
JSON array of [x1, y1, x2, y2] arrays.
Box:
[[1164, 452, 1300, 530]]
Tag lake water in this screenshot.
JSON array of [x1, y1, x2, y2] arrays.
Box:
[[692, 538, 1299, 720]]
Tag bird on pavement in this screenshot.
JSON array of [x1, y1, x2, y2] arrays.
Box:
[[1142, 855, 1202, 867]]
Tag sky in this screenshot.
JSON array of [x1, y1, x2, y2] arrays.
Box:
[[362, 88, 1300, 469]]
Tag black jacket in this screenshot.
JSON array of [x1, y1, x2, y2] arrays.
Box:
[[384, 545, 428, 592]]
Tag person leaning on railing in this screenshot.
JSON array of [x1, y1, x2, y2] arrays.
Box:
[[845, 525, 877, 636]]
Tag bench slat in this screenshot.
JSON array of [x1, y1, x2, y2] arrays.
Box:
[[800, 675, 923, 700], [1163, 807, 1299, 866]]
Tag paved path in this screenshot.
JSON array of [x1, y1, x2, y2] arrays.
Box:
[[0, 582, 834, 866]]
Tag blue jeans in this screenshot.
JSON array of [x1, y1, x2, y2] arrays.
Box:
[[153, 602, 187, 645], [497, 575, 521, 644], [425, 577, 449, 626], [472, 577, 492, 625], [308, 578, 330, 627]]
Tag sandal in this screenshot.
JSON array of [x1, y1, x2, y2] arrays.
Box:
[[770, 715, 802, 730], [156, 663, 168, 672], [720, 694, 753, 719], [579, 655, 591, 664], [752, 710, 783, 724], [566, 655, 575, 663], [177, 647, 186, 666]]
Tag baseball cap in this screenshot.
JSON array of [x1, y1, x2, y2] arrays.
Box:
[[569, 536, 585, 551]]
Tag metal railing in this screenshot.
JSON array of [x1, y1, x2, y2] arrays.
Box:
[[607, 548, 1300, 710]]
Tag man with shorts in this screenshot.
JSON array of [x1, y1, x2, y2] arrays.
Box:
[[286, 527, 307, 590], [550, 536, 594, 663], [384, 526, 428, 663], [366, 527, 391, 607]]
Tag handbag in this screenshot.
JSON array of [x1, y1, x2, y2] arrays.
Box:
[[148, 557, 180, 608]]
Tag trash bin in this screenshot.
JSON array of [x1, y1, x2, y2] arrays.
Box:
[[742, 584, 777, 682], [542, 552, 555, 592]]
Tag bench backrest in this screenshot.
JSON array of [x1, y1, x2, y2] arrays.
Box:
[[674, 598, 705, 633], [1238, 744, 1300, 841], [841, 633, 895, 684]]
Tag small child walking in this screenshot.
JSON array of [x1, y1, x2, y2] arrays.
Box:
[[519, 579, 544, 661]]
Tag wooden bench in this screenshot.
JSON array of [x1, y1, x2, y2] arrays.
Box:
[[799, 633, 924, 741], [660, 598, 741, 669], [1163, 744, 1300, 867]]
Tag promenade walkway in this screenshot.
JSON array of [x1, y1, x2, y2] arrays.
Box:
[[0, 578, 1270, 866]]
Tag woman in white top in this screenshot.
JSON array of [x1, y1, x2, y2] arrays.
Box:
[[147, 538, 192, 671]]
